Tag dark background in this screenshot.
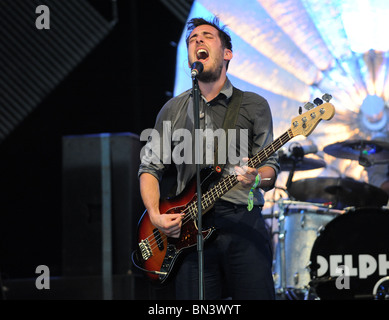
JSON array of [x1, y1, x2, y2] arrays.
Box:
[[0, 0, 188, 284]]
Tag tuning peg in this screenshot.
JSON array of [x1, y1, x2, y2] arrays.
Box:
[[322, 93, 332, 102], [313, 97, 323, 106], [303, 102, 315, 110]]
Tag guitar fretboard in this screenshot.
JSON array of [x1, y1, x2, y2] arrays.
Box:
[[187, 128, 294, 218]]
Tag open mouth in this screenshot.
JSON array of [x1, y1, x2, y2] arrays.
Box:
[[196, 48, 209, 61]]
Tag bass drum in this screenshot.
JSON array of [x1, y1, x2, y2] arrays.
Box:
[[309, 207, 389, 300]]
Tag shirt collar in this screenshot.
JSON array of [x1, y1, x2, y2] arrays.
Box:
[[205, 77, 233, 107], [220, 77, 233, 99]]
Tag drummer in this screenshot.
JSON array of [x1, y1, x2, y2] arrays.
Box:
[[365, 132, 389, 197]]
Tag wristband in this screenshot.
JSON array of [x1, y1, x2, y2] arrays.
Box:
[[247, 173, 261, 211]]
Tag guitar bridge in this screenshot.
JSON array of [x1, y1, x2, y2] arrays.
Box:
[[139, 239, 152, 261]]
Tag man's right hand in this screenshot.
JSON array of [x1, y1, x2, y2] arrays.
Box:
[[149, 211, 184, 238], [140, 172, 184, 238]]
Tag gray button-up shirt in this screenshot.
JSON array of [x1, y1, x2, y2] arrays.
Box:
[[139, 78, 279, 206]]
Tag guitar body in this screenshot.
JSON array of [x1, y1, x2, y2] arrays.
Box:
[[135, 167, 218, 283]]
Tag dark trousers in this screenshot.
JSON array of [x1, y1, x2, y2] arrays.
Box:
[[175, 200, 275, 300]]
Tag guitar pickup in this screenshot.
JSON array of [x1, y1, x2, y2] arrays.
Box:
[[139, 239, 152, 261]]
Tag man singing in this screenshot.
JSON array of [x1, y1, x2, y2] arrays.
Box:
[[138, 17, 279, 299]]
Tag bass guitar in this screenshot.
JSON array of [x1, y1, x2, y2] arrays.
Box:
[[132, 96, 335, 284]]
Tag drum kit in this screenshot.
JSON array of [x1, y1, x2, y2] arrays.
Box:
[[269, 139, 389, 300]]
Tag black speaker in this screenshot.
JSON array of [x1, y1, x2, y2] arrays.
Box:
[[62, 132, 143, 277]]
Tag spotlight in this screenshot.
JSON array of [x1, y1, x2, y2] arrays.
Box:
[[360, 95, 387, 131]]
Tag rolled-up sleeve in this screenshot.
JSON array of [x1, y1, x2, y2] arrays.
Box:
[[138, 101, 173, 181]]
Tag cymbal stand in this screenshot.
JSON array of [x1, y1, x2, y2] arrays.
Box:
[[276, 160, 297, 299], [276, 199, 287, 297], [358, 156, 389, 167], [285, 156, 297, 191]]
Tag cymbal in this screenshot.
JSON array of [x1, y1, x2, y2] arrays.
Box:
[[279, 156, 326, 171], [324, 139, 389, 161], [288, 177, 388, 210]]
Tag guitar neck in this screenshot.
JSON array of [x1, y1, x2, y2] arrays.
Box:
[[197, 128, 294, 213]]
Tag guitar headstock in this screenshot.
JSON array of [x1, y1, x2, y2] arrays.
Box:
[[290, 95, 335, 138]]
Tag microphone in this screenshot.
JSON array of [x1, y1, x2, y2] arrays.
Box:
[[290, 143, 318, 158], [191, 61, 204, 78]]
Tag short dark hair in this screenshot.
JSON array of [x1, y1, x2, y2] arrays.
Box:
[[185, 17, 232, 52]]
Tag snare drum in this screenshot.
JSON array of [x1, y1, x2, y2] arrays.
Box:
[[273, 202, 342, 292], [309, 207, 389, 300]]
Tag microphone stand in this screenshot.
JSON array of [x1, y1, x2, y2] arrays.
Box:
[[192, 73, 205, 300]]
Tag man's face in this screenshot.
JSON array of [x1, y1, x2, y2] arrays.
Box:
[[187, 24, 232, 82]]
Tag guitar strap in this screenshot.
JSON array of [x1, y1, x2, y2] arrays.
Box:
[[213, 87, 243, 175]]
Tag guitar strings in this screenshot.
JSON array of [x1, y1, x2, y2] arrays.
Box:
[[143, 129, 294, 254], [145, 175, 239, 253], [145, 168, 245, 252]]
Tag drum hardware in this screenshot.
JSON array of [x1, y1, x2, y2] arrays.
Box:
[[373, 276, 389, 300], [293, 272, 299, 286], [316, 225, 325, 237], [276, 199, 287, 297], [358, 157, 389, 167], [278, 142, 325, 195], [300, 214, 305, 228], [342, 206, 356, 212], [271, 199, 336, 209], [273, 138, 389, 300]]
